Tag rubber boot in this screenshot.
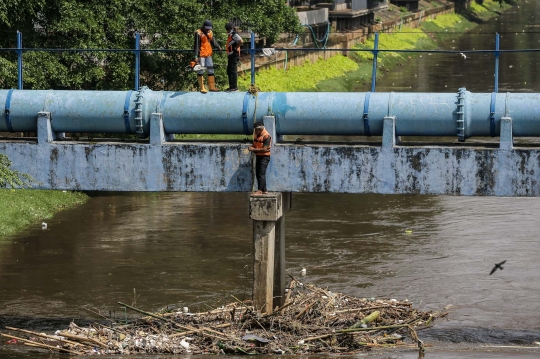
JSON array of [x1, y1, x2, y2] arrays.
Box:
[[197, 75, 207, 94], [208, 74, 220, 92]]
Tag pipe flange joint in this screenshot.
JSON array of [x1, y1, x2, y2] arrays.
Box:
[[134, 86, 148, 137], [456, 87, 469, 142]]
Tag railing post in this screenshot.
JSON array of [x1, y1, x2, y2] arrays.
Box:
[[371, 32, 379, 93], [134, 32, 140, 90], [250, 31, 256, 85], [17, 31, 23, 89], [494, 33, 500, 93]]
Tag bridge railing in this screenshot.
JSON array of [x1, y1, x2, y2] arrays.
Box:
[[1, 31, 540, 93]]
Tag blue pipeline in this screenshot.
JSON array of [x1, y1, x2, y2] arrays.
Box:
[[1, 89, 540, 138]]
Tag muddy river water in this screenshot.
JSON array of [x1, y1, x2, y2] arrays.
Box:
[[1, 1, 540, 358]]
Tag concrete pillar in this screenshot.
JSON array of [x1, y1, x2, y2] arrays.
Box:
[[249, 192, 291, 314], [500, 116, 513, 151], [150, 113, 174, 145], [150, 113, 165, 145], [37, 112, 55, 144], [382, 116, 398, 148], [273, 192, 291, 308], [263, 115, 282, 143]]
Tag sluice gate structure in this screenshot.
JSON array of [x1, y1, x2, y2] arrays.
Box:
[[1, 88, 539, 196]]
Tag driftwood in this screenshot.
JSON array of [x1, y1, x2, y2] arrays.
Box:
[[4, 282, 441, 355], [1, 333, 83, 355]]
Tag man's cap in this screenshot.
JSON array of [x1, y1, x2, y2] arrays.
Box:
[[203, 20, 212, 29], [225, 22, 234, 31]]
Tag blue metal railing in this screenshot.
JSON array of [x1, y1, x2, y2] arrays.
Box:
[[2, 31, 540, 92]]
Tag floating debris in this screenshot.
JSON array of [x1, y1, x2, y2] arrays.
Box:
[[1, 281, 446, 355]]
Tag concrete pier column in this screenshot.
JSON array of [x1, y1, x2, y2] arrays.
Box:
[[249, 192, 291, 313], [37, 112, 55, 144], [500, 117, 513, 151], [382, 116, 398, 148], [273, 192, 291, 308], [150, 113, 174, 145]]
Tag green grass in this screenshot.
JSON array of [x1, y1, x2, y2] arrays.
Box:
[[238, 55, 358, 92], [0, 189, 89, 237]]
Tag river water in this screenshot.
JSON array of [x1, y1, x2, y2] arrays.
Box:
[[1, 2, 540, 359]]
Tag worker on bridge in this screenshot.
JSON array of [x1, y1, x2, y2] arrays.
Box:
[[249, 122, 271, 195], [225, 22, 243, 92], [194, 19, 222, 93]]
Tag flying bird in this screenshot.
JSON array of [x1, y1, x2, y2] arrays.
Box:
[[490, 260, 507, 275], [460, 52, 467, 59]]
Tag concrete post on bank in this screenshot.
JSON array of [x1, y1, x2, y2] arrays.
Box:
[[249, 192, 291, 314]]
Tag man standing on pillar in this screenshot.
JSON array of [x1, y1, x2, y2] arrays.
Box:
[[225, 22, 243, 92], [194, 19, 222, 93], [249, 122, 271, 195]]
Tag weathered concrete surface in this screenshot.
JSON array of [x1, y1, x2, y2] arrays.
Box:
[[1, 140, 539, 196], [249, 192, 285, 221]]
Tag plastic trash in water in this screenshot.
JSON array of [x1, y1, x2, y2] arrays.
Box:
[[180, 339, 191, 353], [300, 268, 307, 276], [182, 307, 189, 313], [6, 339, 17, 344], [405, 229, 413, 234], [42, 222, 47, 230]]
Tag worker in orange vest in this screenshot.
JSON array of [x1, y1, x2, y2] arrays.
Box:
[[194, 20, 222, 93], [248, 121, 271, 195]]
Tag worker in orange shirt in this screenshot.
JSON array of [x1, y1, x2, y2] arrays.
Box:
[[194, 20, 222, 93], [248, 122, 271, 195]]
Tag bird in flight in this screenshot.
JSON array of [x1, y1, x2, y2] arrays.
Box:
[[490, 260, 507, 275]]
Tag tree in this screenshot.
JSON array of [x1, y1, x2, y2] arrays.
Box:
[[0, 154, 35, 188], [0, 0, 302, 91]]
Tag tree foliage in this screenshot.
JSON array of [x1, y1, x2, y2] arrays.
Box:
[[0, 0, 301, 91], [0, 154, 35, 188]]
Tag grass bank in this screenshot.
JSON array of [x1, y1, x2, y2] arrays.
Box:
[[0, 189, 89, 237], [239, 0, 519, 92]]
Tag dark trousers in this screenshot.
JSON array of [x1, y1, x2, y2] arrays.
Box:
[[255, 156, 270, 192], [227, 55, 239, 89]]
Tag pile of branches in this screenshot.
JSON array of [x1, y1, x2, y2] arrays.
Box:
[[2, 280, 446, 355]]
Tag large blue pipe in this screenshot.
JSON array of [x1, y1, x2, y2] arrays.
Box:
[[1, 89, 540, 138]]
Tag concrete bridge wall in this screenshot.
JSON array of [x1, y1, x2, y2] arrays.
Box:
[[1, 114, 538, 196]]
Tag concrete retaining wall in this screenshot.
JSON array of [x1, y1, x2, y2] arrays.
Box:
[[2, 138, 539, 196]]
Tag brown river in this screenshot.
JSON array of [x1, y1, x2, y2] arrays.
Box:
[[1, 1, 540, 358]]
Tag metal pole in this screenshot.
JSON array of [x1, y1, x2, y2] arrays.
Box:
[[134, 32, 140, 90], [371, 33, 379, 93], [17, 31, 23, 89], [250, 31, 255, 85], [494, 33, 500, 93]]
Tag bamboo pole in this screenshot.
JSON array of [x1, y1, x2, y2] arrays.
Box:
[[118, 302, 231, 341], [303, 324, 411, 342], [5, 326, 91, 348], [0, 333, 83, 355], [57, 331, 109, 349]]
